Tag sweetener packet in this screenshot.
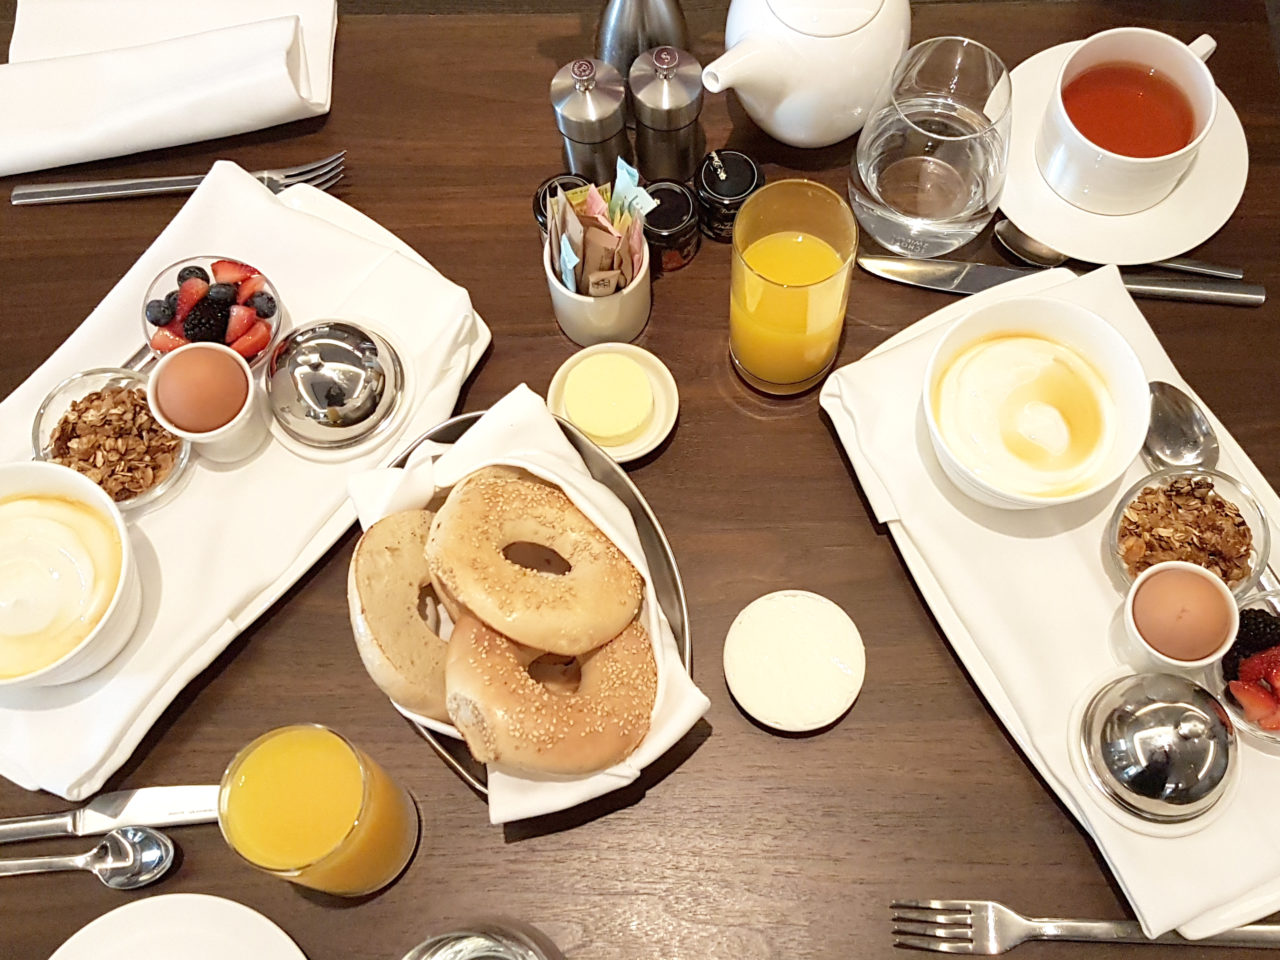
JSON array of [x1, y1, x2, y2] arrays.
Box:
[[559, 198, 585, 290], [581, 225, 621, 291], [586, 269, 621, 297], [558, 233, 580, 292]]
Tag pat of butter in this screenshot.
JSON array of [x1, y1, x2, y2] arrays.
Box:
[[723, 590, 865, 732], [563, 353, 653, 447]]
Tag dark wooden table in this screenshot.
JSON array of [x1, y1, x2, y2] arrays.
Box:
[[2, 3, 1279, 958]]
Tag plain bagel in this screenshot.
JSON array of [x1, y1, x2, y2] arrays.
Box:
[[427, 466, 643, 656], [445, 613, 658, 775], [348, 509, 450, 722]]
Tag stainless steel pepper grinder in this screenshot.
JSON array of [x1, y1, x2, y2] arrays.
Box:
[[595, 0, 688, 91], [549, 58, 633, 185]]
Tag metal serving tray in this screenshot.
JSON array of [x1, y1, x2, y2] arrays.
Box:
[[392, 411, 692, 795]]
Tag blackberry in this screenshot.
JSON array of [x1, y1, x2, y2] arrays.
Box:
[[144, 298, 173, 326], [247, 291, 276, 319], [1222, 608, 1280, 681], [177, 265, 210, 284], [183, 298, 229, 342], [206, 283, 236, 303]]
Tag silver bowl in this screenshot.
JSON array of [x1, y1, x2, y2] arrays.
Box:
[[1079, 672, 1236, 824], [265, 321, 403, 448]]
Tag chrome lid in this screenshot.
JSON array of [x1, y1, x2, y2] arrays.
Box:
[[550, 58, 625, 143], [1079, 673, 1236, 823], [265, 321, 402, 448], [629, 46, 702, 130]]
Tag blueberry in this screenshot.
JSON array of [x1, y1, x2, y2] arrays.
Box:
[[248, 291, 277, 319], [164, 290, 179, 314], [177, 265, 209, 284], [207, 283, 236, 303], [144, 298, 173, 326]]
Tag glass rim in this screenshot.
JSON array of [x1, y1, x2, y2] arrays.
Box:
[[730, 179, 858, 290], [217, 722, 373, 876], [886, 35, 1012, 141]]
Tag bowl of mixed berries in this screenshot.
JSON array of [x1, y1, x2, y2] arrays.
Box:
[[143, 257, 282, 366], [1215, 590, 1280, 743]]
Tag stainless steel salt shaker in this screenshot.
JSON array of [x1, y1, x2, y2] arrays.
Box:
[[595, 0, 689, 93], [630, 45, 703, 182], [550, 58, 633, 185]]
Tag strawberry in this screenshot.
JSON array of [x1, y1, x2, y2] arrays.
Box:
[[225, 305, 257, 344], [211, 260, 259, 285], [230, 320, 271, 359], [1238, 646, 1280, 685], [236, 274, 267, 304], [150, 321, 189, 354], [173, 277, 208, 323], [1230, 680, 1278, 722], [1260, 712, 1280, 731]]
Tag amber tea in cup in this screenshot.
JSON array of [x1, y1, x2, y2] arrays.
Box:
[[1062, 62, 1196, 158]]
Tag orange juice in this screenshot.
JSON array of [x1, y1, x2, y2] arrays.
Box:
[[219, 725, 418, 896], [730, 230, 851, 389]]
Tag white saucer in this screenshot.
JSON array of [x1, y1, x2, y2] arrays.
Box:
[[1000, 41, 1249, 265], [51, 894, 306, 960], [547, 343, 679, 464]]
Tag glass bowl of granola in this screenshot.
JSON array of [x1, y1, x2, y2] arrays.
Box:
[[31, 367, 191, 511], [1103, 467, 1270, 599]]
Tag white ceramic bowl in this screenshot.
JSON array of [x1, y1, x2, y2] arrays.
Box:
[[923, 296, 1148, 509], [0, 461, 142, 688]]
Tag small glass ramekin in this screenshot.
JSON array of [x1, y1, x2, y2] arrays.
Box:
[[1103, 466, 1270, 599], [1210, 589, 1280, 748], [31, 367, 191, 511], [141, 255, 285, 368]]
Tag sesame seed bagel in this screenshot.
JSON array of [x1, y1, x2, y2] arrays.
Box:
[[348, 509, 449, 722], [445, 613, 658, 775], [426, 466, 643, 656]]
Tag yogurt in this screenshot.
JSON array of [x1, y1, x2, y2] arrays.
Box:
[[0, 495, 122, 678], [932, 334, 1115, 498]]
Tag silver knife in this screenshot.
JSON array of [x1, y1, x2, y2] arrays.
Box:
[[0, 785, 217, 844], [857, 254, 1267, 307]]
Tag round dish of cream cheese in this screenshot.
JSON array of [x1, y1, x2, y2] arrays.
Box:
[[548, 344, 678, 463], [723, 590, 866, 732]]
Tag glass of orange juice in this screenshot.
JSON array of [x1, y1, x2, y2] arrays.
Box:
[[218, 724, 419, 896], [729, 179, 858, 395]]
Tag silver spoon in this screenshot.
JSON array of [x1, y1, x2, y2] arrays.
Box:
[[0, 825, 174, 889], [1143, 380, 1220, 471], [995, 219, 1244, 279]]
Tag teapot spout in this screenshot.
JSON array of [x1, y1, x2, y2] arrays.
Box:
[[702, 35, 774, 95]]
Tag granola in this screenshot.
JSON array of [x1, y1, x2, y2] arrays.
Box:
[[48, 385, 180, 502], [1118, 475, 1254, 586]]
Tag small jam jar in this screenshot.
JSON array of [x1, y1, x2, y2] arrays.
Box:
[[533, 173, 589, 243], [695, 150, 764, 242], [643, 180, 700, 275]]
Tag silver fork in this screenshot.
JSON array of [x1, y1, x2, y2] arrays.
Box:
[[892, 899, 1280, 953], [10, 151, 346, 205]]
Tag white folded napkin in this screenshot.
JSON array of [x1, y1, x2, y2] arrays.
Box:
[[0, 0, 336, 177], [0, 160, 490, 800], [347, 384, 711, 825], [820, 266, 1280, 939]]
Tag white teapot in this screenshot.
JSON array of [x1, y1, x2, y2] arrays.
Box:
[[702, 0, 911, 148]]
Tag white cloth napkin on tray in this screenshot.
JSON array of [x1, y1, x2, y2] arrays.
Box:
[[347, 385, 711, 825], [0, 0, 336, 177], [820, 265, 1280, 939], [0, 160, 490, 800]]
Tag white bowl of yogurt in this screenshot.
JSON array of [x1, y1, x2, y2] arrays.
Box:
[[923, 296, 1148, 510], [0, 461, 142, 688]]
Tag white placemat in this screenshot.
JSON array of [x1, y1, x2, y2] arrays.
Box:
[[0, 161, 490, 800], [821, 266, 1280, 938]]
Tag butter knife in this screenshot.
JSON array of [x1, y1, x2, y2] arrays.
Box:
[[857, 255, 1266, 307], [0, 785, 217, 844]]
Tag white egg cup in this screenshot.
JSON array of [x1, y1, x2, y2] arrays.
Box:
[[147, 343, 269, 465]]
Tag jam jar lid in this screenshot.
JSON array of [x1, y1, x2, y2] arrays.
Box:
[[550, 58, 626, 143], [533, 173, 590, 229], [696, 150, 763, 207], [643, 181, 698, 238]]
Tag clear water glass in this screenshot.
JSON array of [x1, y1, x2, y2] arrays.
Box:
[[401, 922, 564, 960], [848, 37, 1012, 257]]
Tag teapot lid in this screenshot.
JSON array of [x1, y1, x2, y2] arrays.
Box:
[[765, 0, 885, 37]]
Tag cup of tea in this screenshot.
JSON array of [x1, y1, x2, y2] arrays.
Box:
[[1034, 28, 1218, 216]]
